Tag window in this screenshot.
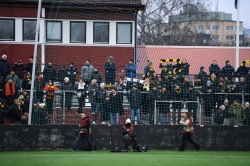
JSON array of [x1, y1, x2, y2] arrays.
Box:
[[211, 35, 219, 40], [226, 26, 234, 31], [0, 19, 15, 41], [226, 35, 234, 40], [46, 21, 62, 42], [116, 22, 132, 44], [93, 22, 109, 43], [70, 21, 86, 43], [211, 25, 220, 30], [194, 25, 203, 30], [23, 19, 37, 41]]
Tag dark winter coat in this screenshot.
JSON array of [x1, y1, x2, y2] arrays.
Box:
[[43, 65, 56, 83], [223, 105, 231, 118], [149, 76, 159, 89], [102, 99, 112, 120], [57, 69, 68, 83], [3, 83, 19, 104], [181, 81, 190, 92], [22, 76, 32, 90], [235, 82, 247, 93], [0, 75, 5, 90], [198, 70, 208, 87], [158, 90, 171, 113], [95, 88, 106, 103], [66, 67, 78, 84], [91, 71, 102, 85], [109, 92, 123, 113], [209, 64, 221, 76], [225, 86, 236, 104], [128, 89, 141, 109], [0, 59, 10, 78], [215, 108, 224, 125], [186, 89, 200, 109], [10, 104, 21, 123], [81, 64, 94, 83], [243, 107, 250, 125], [222, 65, 235, 79], [180, 63, 190, 76], [88, 83, 99, 103], [161, 77, 171, 90], [236, 66, 249, 78], [126, 64, 136, 79], [245, 74, 250, 85], [12, 64, 25, 79], [60, 82, 73, 108], [104, 61, 116, 80], [148, 89, 161, 109], [26, 62, 34, 74], [35, 77, 45, 92], [215, 85, 226, 105], [202, 85, 215, 107]]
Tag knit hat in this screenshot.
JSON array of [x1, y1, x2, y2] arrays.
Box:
[[206, 80, 212, 84], [100, 83, 105, 88], [61, 65, 65, 69], [2, 54, 7, 58], [108, 56, 113, 61], [125, 119, 131, 124], [129, 59, 133, 63], [27, 72, 31, 75], [226, 60, 229, 64], [200, 66, 204, 70], [64, 77, 69, 80], [147, 60, 152, 65], [39, 103, 46, 107], [132, 84, 137, 88]]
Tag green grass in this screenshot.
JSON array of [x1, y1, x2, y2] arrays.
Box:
[[1, 150, 250, 166]]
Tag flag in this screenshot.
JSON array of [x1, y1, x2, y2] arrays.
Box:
[[235, 0, 237, 9]]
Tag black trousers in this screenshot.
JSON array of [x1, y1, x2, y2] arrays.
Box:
[[74, 134, 94, 151], [46, 99, 54, 114], [179, 132, 200, 151], [123, 137, 138, 150], [77, 97, 85, 113]]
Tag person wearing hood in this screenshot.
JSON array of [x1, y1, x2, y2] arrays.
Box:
[[126, 59, 136, 79], [104, 56, 116, 84], [5, 69, 20, 88], [71, 112, 94, 152], [66, 62, 78, 86], [0, 54, 10, 79], [91, 68, 102, 85], [209, 60, 221, 77], [229, 99, 245, 126], [57, 65, 67, 87], [122, 119, 138, 152], [81, 59, 94, 86], [43, 61, 56, 84], [12, 60, 25, 89], [222, 60, 235, 80], [198, 66, 208, 88], [236, 61, 249, 78]]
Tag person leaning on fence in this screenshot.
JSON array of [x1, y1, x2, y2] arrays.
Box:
[[214, 105, 225, 125], [10, 99, 21, 125], [223, 100, 231, 125], [109, 88, 123, 125], [202, 80, 215, 118], [35, 73, 45, 103], [88, 79, 99, 124], [95, 83, 106, 124], [148, 85, 160, 124], [60, 77, 74, 113], [71, 112, 94, 152], [171, 83, 184, 125], [102, 95, 111, 125], [43, 80, 59, 114], [75, 79, 87, 115], [81, 59, 95, 86], [122, 119, 138, 152], [158, 86, 171, 125], [128, 84, 141, 124], [243, 102, 250, 125], [178, 112, 200, 151], [228, 99, 245, 126]]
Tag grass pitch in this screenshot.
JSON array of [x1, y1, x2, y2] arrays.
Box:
[[1, 150, 249, 166]]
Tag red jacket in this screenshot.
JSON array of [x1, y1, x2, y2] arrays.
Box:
[[79, 116, 92, 135]]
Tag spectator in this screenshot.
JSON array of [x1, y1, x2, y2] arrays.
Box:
[[104, 56, 116, 84], [165, 62, 175, 78], [235, 61, 249, 78], [22, 72, 32, 91], [186, 85, 200, 124], [12, 60, 25, 89], [158, 86, 171, 125], [60, 77, 73, 113], [160, 74, 171, 91], [243, 102, 250, 126], [170, 75, 180, 89], [43, 61, 56, 84], [128, 84, 141, 124], [91, 68, 102, 85], [32, 102, 47, 125], [142, 71, 151, 80], [144, 60, 154, 76], [81, 59, 94, 86], [245, 69, 250, 85], [198, 66, 208, 87], [43, 80, 59, 114], [214, 105, 225, 125], [57, 65, 67, 88], [26, 56, 34, 75], [222, 60, 235, 80], [115, 77, 125, 92], [223, 100, 231, 126], [235, 77, 247, 102], [209, 60, 221, 77], [10, 99, 21, 124], [180, 58, 190, 76], [126, 59, 136, 79], [209, 73, 219, 89], [95, 83, 106, 124], [66, 62, 78, 86], [102, 95, 111, 125], [88, 79, 99, 124], [3, 77, 18, 109], [225, 81, 236, 104], [0, 54, 10, 78], [140, 78, 151, 119], [215, 81, 226, 105], [19, 90, 30, 114], [109, 88, 123, 125], [20, 112, 29, 125], [75, 79, 87, 115], [35, 73, 45, 103], [5, 69, 19, 88], [0, 72, 5, 96], [202, 80, 215, 118], [229, 99, 245, 126], [148, 85, 160, 124], [149, 72, 159, 89], [181, 76, 190, 92]]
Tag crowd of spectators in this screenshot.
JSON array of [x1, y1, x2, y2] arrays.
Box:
[[0, 53, 249, 126]]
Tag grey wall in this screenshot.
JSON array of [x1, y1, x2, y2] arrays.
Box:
[[0, 125, 250, 151]]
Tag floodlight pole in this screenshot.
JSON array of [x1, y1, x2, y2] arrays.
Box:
[[235, 0, 240, 70], [28, 0, 42, 125]]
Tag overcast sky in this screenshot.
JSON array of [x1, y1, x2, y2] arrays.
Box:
[[210, 0, 250, 28]]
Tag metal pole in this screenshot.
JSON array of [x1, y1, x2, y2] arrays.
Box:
[[62, 91, 65, 124], [235, 0, 240, 70], [28, 0, 42, 125], [154, 101, 157, 125]]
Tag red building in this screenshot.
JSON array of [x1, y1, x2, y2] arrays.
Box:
[[0, 0, 145, 73]]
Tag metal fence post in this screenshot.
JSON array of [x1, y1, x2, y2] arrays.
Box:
[[62, 91, 65, 124], [154, 100, 157, 125]]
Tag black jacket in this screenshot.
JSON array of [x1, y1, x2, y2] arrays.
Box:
[[10, 104, 21, 123], [158, 90, 171, 112], [209, 64, 221, 76], [12, 64, 25, 79], [171, 88, 184, 109], [222, 65, 235, 79], [186, 89, 200, 109], [43, 65, 56, 83], [91, 71, 102, 85], [95, 88, 106, 103], [198, 70, 208, 87], [128, 89, 141, 109], [109, 92, 123, 113], [57, 69, 68, 83], [202, 85, 215, 107], [0, 59, 10, 77], [236, 66, 249, 78], [66, 67, 78, 84], [215, 108, 224, 125], [22, 76, 32, 90]]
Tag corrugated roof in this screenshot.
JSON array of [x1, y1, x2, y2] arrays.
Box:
[[136, 46, 250, 74]]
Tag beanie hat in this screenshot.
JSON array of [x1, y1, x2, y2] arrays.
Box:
[[100, 83, 105, 88], [108, 56, 113, 61], [61, 65, 65, 69], [206, 80, 212, 84], [64, 77, 69, 80], [126, 119, 131, 124], [200, 66, 204, 70], [2, 54, 7, 58]]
